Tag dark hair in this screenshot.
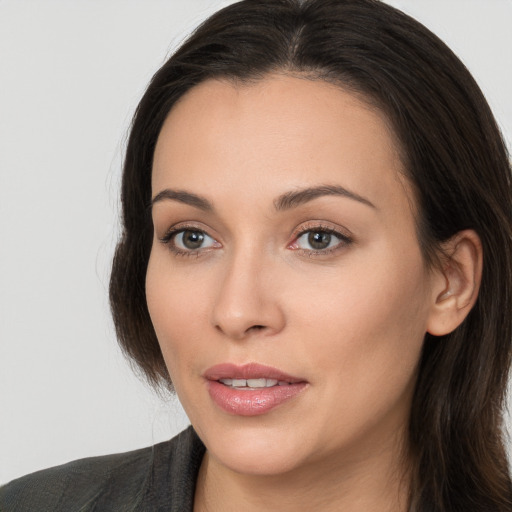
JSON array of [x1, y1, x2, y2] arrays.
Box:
[[109, 0, 512, 509]]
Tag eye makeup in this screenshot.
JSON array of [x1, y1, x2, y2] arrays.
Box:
[[288, 221, 354, 258], [158, 219, 354, 260], [159, 223, 222, 258]]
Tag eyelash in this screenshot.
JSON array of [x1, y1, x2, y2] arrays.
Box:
[[159, 224, 218, 258], [289, 223, 353, 257], [159, 223, 353, 258]]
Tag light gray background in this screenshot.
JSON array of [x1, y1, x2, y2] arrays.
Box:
[[1, 0, 511, 484]]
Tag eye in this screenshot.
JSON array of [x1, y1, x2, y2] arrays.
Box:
[[160, 226, 220, 256], [289, 226, 352, 255], [297, 231, 338, 250], [174, 229, 215, 250]]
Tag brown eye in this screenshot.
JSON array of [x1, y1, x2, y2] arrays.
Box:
[[179, 230, 205, 250], [308, 232, 332, 250], [160, 226, 220, 256], [292, 228, 352, 254]]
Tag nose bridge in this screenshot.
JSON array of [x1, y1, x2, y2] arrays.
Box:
[[212, 241, 284, 339]]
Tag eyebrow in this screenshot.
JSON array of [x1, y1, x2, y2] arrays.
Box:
[[274, 185, 376, 211], [151, 189, 213, 211], [150, 184, 376, 212]]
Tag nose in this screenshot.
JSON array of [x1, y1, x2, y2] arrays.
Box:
[[211, 250, 286, 340]]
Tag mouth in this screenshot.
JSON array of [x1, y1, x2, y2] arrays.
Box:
[[217, 378, 295, 389], [204, 362, 305, 383], [204, 363, 308, 416]]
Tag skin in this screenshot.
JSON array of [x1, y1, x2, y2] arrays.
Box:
[[146, 75, 450, 511]]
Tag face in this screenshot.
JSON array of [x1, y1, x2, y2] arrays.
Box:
[[147, 75, 438, 477]]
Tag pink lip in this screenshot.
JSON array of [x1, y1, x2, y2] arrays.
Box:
[[204, 363, 308, 416]]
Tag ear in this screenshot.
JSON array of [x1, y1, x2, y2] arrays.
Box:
[[426, 230, 483, 336]]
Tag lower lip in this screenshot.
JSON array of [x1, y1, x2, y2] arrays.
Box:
[[207, 380, 307, 416]]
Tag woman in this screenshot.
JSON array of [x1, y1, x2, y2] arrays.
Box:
[[2, 0, 511, 510]]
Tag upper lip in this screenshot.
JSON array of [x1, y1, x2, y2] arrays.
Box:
[[204, 363, 306, 383]]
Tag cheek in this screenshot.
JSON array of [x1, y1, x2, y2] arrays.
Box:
[[296, 240, 429, 336], [146, 232, 431, 409], [145, 250, 215, 380], [293, 246, 430, 400]]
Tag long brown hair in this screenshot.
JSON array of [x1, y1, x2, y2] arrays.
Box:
[[110, 1, 512, 509]]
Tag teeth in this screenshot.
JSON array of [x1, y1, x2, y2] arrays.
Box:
[[219, 378, 281, 388], [247, 378, 279, 388], [246, 378, 265, 388]]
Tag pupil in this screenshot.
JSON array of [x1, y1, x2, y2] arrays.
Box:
[[183, 230, 204, 249], [308, 231, 331, 250]]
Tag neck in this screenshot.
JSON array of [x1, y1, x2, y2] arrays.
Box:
[[194, 433, 411, 512]]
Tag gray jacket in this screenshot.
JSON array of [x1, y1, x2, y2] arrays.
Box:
[[0, 427, 205, 511]]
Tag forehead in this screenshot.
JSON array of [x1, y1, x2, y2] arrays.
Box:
[[152, 74, 410, 214]]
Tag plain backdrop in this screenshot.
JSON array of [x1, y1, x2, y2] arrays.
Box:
[[1, 0, 511, 485]]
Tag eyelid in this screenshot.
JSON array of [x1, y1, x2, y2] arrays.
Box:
[[288, 221, 354, 255], [291, 220, 353, 240], [157, 220, 352, 258], [158, 222, 221, 257], [159, 221, 206, 241]]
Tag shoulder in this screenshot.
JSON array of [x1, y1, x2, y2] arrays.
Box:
[[0, 445, 152, 512], [0, 426, 205, 512]]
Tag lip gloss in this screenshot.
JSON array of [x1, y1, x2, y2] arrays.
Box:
[[204, 363, 308, 416]]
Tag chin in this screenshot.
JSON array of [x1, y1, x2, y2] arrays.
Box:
[[213, 442, 305, 476], [197, 421, 313, 476]]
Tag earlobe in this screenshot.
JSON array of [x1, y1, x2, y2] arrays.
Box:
[[426, 230, 483, 336]]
